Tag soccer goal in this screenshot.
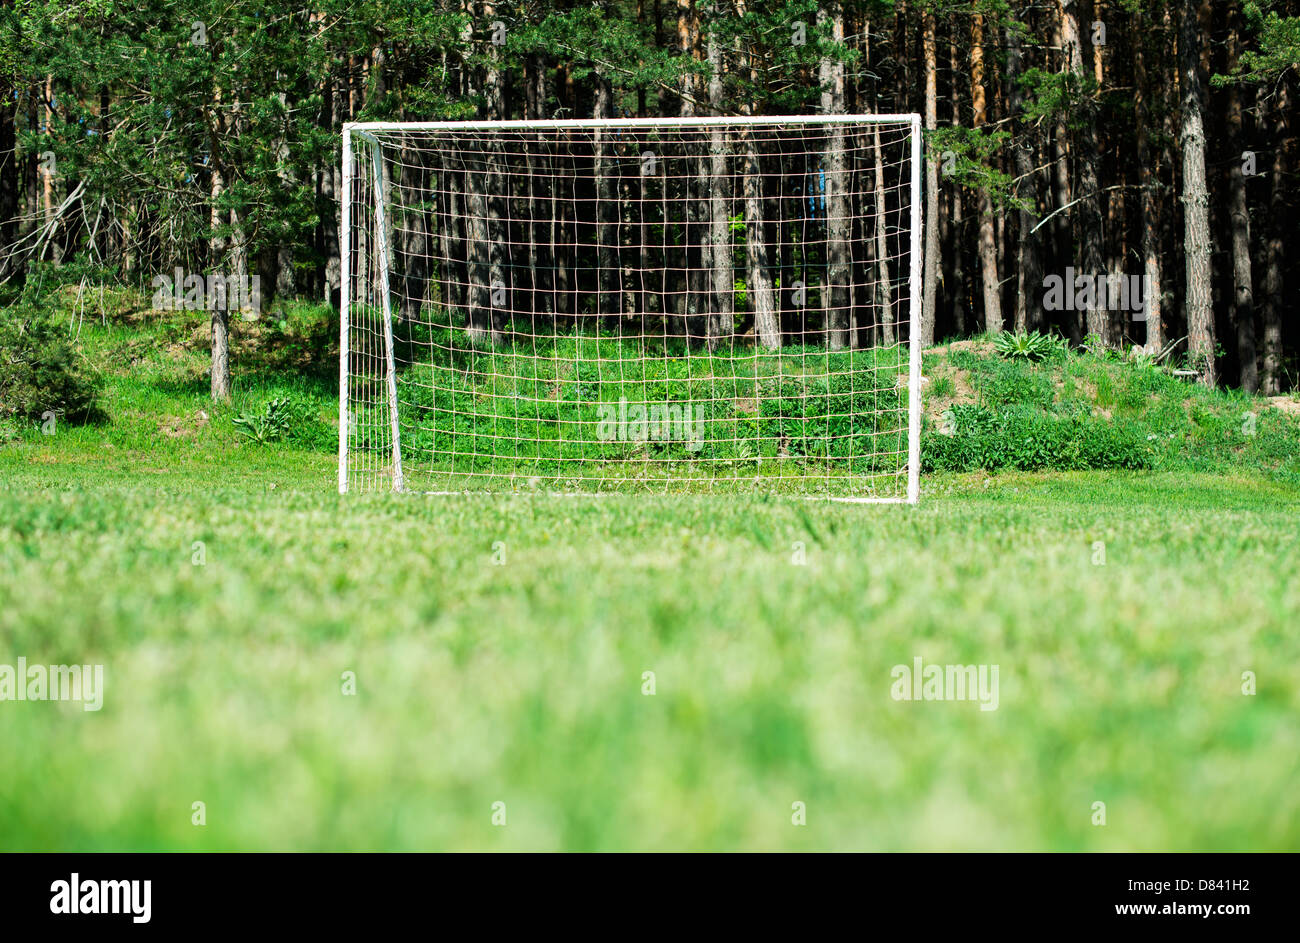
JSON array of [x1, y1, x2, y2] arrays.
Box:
[[339, 114, 922, 500]]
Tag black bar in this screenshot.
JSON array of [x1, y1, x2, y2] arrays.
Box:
[[0, 853, 1281, 931]]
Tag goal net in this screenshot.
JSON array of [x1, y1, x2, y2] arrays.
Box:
[[340, 115, 921, 500]]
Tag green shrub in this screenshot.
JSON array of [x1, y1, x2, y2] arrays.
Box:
[[923, 404, 1154, 472], [0, 309, 103, 424]]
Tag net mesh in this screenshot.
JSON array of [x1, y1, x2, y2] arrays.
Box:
[[342, 117, 919, 498]]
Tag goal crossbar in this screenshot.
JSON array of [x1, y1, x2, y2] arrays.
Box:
[[346, 114, 922, 131]]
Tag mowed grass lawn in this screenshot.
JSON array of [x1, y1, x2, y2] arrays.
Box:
[[2, 432, 1298, 850]]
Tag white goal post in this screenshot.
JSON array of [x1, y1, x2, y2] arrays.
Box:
[[340, 114, 922, 501]]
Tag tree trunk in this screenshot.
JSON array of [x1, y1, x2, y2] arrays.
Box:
[[1259, 82, 1287, 395], [873, 122, 894, 347], [819, 2, 850, 349], [970, 14, 1002, 334], [0, 65, 18, 284], [947, 38, 967, 336], [732, 2, 778, 349], [1049, 8, 1076, 342], [1134, 32, 1164, 353], [41, 76, 55, 261], [677, 0, 698, 116], [1225, 11, 1257, 392], [209, 97, 230, 402], [707, 33, 732, 347], [1060, 0, 1105, 344], [528, 55, 554, 325], [320, 64, 343, 306], [920, 10, 939, 346], [593, 78, 618, 319], [464, 163, 498, 345], [1006, 23, 1041, 334], [1180, 0, 1215, 385], [474, 16, 507, 345], [742, 130, 779, 349], [677, 0, 701, 334]]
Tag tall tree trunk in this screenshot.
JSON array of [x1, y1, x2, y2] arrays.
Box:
[[552, 142, 569, 322], [742, 130, 778, 349], [436, 152, 454, 317], [593, 78, 618, 320], [41, 75, 54, 259], [859, 8, 891, 347], [1180, 0, 1215, 385], [873, 121, 894, 347], [1006, 22, 1041, 334], [1259, 83, 1287, 396], [1049, 7, 1076, 341], [522, 54, 541, 323], [1159, 2, 1179, 349], [530, 55, 555, 325], [733, 0, 777, 348], [677, 0, 700, 333], [464, 163, 498, 344], [209, 86, 230, 402], [22, 93, 36, 251], [677, 0, 698, 115], [970, 13, 1002, 334], [476, 13, 507, 343], [707, 32, 732, 348], [1134, 31, 1164, 353], [320, 63, 343, 306], [920, 10, 939, 346], [1059, 0, 1105, 344], [0, 64, 18, 284], [819, 2, 850, 349], [1225, 10, 1257, 392], [947, 37, 967, 337], [896, 1, 910, 112]]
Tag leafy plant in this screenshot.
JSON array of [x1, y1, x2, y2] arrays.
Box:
[[993, 330, 1062, 363], [233, 397, 300, 444]]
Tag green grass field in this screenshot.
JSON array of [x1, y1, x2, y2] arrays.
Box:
[[1, 302, 1298, 850], [344, 317, 912, 496]]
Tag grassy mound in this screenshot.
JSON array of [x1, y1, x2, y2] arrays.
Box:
[[922, 338, 1300, 485]]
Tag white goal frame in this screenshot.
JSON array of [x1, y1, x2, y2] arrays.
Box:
[[339, 114, 923, 502]]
